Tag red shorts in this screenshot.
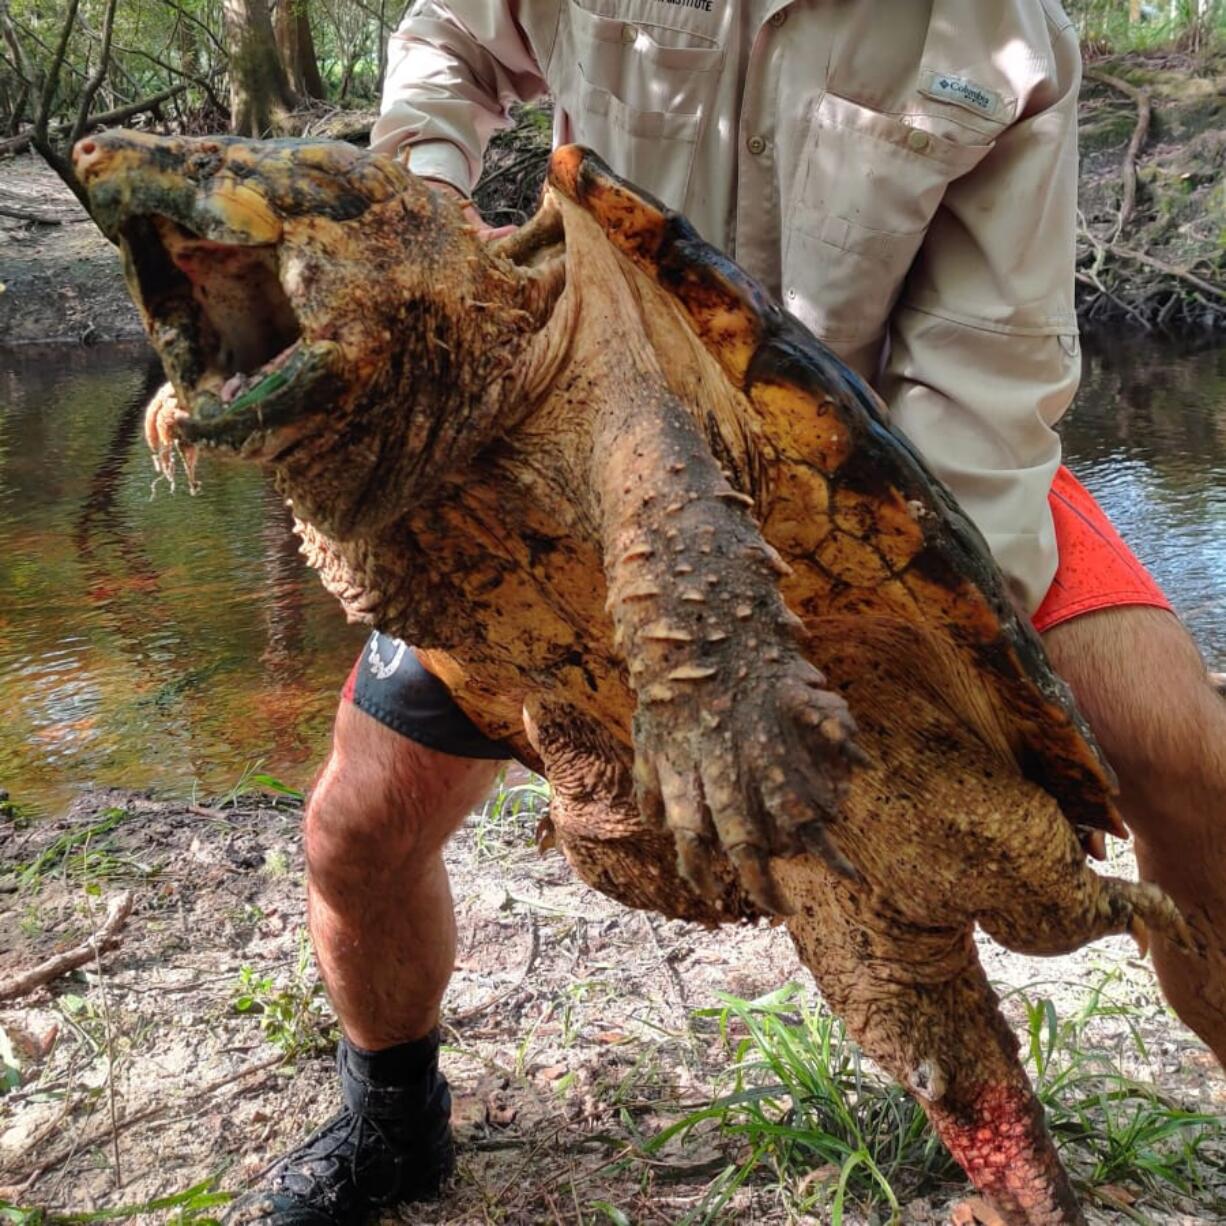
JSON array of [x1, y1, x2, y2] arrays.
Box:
[[1031, 466, 1173, 633]]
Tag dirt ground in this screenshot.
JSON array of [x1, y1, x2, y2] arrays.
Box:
[[1, 787, 1222, 1225], [0, 154, 143, 347]]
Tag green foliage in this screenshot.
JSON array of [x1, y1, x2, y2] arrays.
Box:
[[231, 933, 338, 1061], [1012, 976, 1226, 1205], [473, 769, 550, 860], [0, 1026, 21, 1095], [17, 808, 155, 887], [1067, 0, 1226, 51], [216, 761, 305, 808], [0, 1175, 230, 1222], [652, 978, 1226, 1223], [650, 984, 943, 1222], [0, 0, 399, 142]]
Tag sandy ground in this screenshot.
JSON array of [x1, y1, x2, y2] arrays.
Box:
[[1, 787, 1222, 1225]]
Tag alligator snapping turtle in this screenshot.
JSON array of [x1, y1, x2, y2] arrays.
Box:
[[75, 130, 1191, 1225]]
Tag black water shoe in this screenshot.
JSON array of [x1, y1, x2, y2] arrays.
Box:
[[224, 1032, 453, 1224]]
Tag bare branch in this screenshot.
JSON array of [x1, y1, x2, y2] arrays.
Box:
[[1085, 67, 1151, 241], [105, 38, 227, 115], [34, 0, 82, 146], [1, 79, 199, 160], [71, 0, 120, 148], [159, 0, 229, 58], [0, 891, 134, 1003], [29, 0, 95, 215], [10, 13, 90, 85]]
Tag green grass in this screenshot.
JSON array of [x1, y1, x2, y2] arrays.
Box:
[[213, 761, 305, 808], [0, 1175, 228, 1223], [647, 977, 1226, 1224], [472, 769, 550, 860], [16, 808, 155, 888]]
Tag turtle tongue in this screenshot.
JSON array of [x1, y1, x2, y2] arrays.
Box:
[[179, 339, 345, 458]]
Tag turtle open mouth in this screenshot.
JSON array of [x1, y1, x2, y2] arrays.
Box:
[[121, 213, 316, 450]]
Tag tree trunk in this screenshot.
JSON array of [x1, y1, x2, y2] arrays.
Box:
[[222, 0, 297, 136], [275, 0, 326, 101]]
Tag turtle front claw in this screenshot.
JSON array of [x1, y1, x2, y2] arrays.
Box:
[[631, 657, 862, 914], [143, 381, 198, 495]]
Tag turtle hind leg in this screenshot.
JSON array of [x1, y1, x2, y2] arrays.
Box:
[[521, 695, 758, 924], [775, 860, 1085, 1226]]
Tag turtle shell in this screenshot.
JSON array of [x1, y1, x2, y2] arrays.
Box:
[[547, 145, 1121, 842]]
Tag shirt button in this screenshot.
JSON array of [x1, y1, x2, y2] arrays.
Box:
[[907, 128, 931, 152], [747, 134, 767, 156], [621, 23, 636, 43], [769, 9, 787, 26]]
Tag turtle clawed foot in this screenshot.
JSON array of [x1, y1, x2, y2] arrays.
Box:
[[144, 382, 198, 495], [632, 664, 866, 915], [1116, 879, 1201, 959], [950, 1198, 1010, 1226]]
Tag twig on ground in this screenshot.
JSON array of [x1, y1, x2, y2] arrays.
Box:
[[450, 914, 540, 1023], [0, 203, 63, 224], [188, 803, 232, 820], [16, 1052, 285, 1191], [1085, 67, 1151, 240], [640, 912, 701, 1063], [0, 889, 134, 1003], [1109, 243, 1226, 301], [90, 895, 125, 1188]]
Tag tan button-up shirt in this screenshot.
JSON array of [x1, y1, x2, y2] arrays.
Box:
[[371, 0, 1082, 613]]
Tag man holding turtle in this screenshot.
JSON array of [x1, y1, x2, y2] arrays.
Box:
[[226, 2, 1226, 1221]]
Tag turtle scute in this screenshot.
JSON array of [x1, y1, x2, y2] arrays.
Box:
[[89, 132, 1195, 1226]]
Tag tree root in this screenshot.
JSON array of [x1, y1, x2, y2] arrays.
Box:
[[1085, 67, 1151, 241]]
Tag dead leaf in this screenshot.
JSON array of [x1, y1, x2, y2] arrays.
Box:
[[1094, 1184, 1138, 1207]]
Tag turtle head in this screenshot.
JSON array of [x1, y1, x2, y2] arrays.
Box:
[[74, 129, 528, 535]]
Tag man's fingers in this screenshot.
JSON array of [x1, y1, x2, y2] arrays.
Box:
[[421, 178, 517, 243]]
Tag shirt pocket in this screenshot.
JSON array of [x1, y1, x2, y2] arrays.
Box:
[[784, 92, 996, 345], [553, 0, 722, 210]]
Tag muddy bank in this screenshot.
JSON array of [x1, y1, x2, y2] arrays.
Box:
[[3, 51, 1224, 347], [1, 786, 1222, 1224], [1078, 51, 1226, 329], [0, 155, 145, 348]]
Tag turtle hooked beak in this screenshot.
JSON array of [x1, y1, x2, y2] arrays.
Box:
[[74, 131, 341, 456]]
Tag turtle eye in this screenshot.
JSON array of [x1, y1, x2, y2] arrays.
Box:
[[189, 152, 222, 179]]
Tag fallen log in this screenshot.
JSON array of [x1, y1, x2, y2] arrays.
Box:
[[0, 890, 134, 1002], [0, 82, 191, 159]]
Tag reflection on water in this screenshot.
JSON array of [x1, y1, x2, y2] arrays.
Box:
[[1067, 340, 1226, 661], [0, 346, 365, 818], [0, 340, 1222, 819]]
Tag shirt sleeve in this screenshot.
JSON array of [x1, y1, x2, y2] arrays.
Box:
[[878, 20, 1082, 615], [369, 0, 551, 195]]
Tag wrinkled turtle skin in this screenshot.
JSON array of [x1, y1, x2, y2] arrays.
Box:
[[75, 130, 1193, 1226]]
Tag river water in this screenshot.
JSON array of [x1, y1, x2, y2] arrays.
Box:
[[1, 340, 1223, 819]]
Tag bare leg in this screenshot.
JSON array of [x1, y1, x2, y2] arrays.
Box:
[[1043, 607, 1226, 1067], [305, 701, 502, 1049]]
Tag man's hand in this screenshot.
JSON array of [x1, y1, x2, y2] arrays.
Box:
[[423, 178, 517, 241]]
